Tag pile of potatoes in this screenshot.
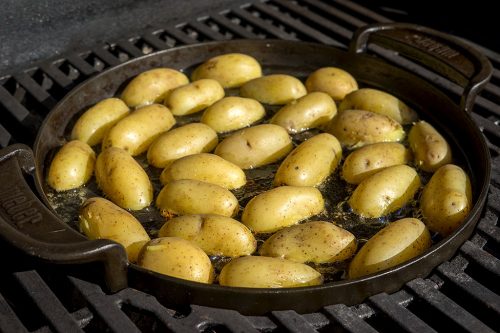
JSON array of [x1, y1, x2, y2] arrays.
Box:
[[47, 52, 472, 288]]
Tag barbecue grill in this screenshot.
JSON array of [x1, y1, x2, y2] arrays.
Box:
[[1, 1, 499, 332]]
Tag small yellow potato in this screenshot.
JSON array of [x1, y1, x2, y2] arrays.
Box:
[[138, 237, 214, 284], [259, 221, 357, 264], [240, 74, 307, 105], [348, 165, 420, 218], [342, 142, 411, 184], [147, 123, 218, 168], [102, 104, 175, 156], [47, 140, 95, 191], [71, 98, 129, 146], [159, 214, 256, 257], [348, 218, 431, 279], [191, 53, 262, 88], [326, 109, 405, 149], [79, 197, 150, 263], [214, 124, 292, 169], [270, 92, 337, 134], [409, 121, 452, 172], [156, 179, 239, 218], [273, 133, 342, 187], [242, 186, 324, 233], [159, 153, 246, 189], [219, 256, 323, 288], [339, 88, 418, 124], [165, 79, 225, 116], [201, 97, 265, 133], [305, 67, 358, 101], [421, 164, 472, 236], [121, 68, 189, 107], [95, 147, 153, 210]]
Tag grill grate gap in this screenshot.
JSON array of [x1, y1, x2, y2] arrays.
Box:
[[199, 324, 233, 333], [177, 23, 213, 42], [243, 5, 301, 40], [54, 60, 87, 86], [104, 43, 131, 63], [202, 18, 235, 39], [223, 12, 270, 39], [121, 303, 170, 332], [28, 68, 69, 102], [130, 37, 157, 55], [80, 52, 108, 72], [153, 31, 181, 48]]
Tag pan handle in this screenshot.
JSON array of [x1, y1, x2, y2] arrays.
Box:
[[350, 22, 492, 113], [0, 144, 128, 292]]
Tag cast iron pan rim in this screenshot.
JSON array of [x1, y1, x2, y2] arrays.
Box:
[[33, 39, 491, 296]]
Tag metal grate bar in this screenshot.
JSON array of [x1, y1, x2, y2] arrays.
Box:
[[0, 123, 12, 147], [0, 86, 30, 122], [302, 0, 367, 27], [167, 26, 199, 45], [210, 13, 262, 39], [66, 54, 99, 76], [117, 40, 147, 58], [369, 293, 437, 333], [323, 304, 378, 333], [14, 271, 84, 333], [460, 240, 500, 276], [271, 310, 319, 332], [406, 278, 495, 333], [233, 7, 298, 40], [91, 47, 123, 67], [193, 20, 230, 41], [182, 305, 260, 332], [332, 0, 391, 23], [141, 32, 172, 51], [39, 63, 74, 88], [13, 72, 57, 110], [0, 292, 28, 333]]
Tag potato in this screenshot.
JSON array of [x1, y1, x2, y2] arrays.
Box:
[[121, 68, 189, 107], [342, 142, 411, 184], [102, 104, 175, 156], [421, 164, 472, 236], [339, 88, 418, 124], [273, 133, 342, 187], [138, 237, 214, 284], [191, 53, 262, 88], [200, 96, 265, 133], [95, 147, 153, 210], [47, 140, 95, 191], [159, 214, 256, 257], [305, 67, 358, 101], [348, 218, 431, 279], [219, 256, 322, 288], [71, 98, 129, 146], [240, 74, 307, 105], [259, 221, 357, 264], [147, 123, 218, 168], [409, 121, 452, 172], [326, 109, 405, 149], [165, 79, 224, 116], [79, 197, 150, 263], [214, 124, 292, 169], [242, 186, 324, 233], [270, 92, 337, 134], [159, 153, 246, 189], [348, 165, 420, 218], [156, 179, 239, 217]]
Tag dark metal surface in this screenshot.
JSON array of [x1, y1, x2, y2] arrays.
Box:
[[0, 0, 499, 331]]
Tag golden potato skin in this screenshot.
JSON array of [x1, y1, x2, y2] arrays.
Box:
[[242, 186, 324, 233], [159, 153, 246, 189], [156, 179, 239, 217], [218, 256, 322, 288], [95, 147, 153, 210], [71, 98, 129, 146], [409, 121, 452, 172], [339, 88, 418, 124], [342, 142, 411, 184], [165, 79, 225, 116], [191, 53, 262, 88], [121, 68, 189, 107], [201, 96, 265, 133], [138, 237, 214, 284], [147, 123, 218, 168], [259, 221, 357, 264], [159, 214, 256, 257], [47, 140, 95, 191], [240, 74, 307, 105], [79, 197, 150, 263], [421, 164, 472, 236], [273, 133, 342, 187], [102, 104, 175, 156], [326, 109, 405, 149], [270, 92, 337, 134], [305, 67, 358, 101], [214, 124, 292, 169], [348, 218, 431, 279], [349, 165, 420, 218]]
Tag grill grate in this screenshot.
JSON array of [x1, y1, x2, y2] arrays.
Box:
[[1, 0, 500, 332]]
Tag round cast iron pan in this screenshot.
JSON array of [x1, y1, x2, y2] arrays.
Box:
[[0, 23, 492, 315]]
